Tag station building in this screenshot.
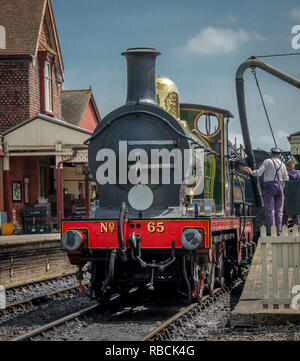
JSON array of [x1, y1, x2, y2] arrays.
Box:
[[288, 132, 300, 164], [0, 0, 101, 232]]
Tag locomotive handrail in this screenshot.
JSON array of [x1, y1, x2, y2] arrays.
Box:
[[236, 56, 300, 207]]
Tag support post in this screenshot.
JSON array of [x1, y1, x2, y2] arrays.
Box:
[[56, 149, 78, 232], [56, 155, 64, 232], [3, 156, 11, 222], [84, 166, 90, 218]]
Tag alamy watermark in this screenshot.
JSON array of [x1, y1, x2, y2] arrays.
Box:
[[291, 25, 300, 50], [0, 285, 6, 310], [0, 25, 6, 50], [95, 141, 204, 191], [291, 285, 300, 310]]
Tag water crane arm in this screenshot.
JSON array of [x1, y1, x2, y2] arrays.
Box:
[[236, 56, 300, 207]]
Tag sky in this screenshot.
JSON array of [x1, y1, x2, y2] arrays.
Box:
[[52, 0, 300, 151]]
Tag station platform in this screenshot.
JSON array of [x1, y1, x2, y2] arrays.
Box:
[[230, 235, 300, 327], [0, 233, 76, 287], [0, 232, 60, 246]]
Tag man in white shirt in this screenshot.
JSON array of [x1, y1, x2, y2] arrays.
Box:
[[244, 148, 289, 235]]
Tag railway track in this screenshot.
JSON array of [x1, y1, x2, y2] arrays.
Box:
[[7, 289, 142, 341], [7, 300, 182, 341], [5, 272, 78, 295], [10, 303, 100, 341], [6, 270, 248, 342], [141, 273, 248, 341], [5, 288, 186, 341], [1, 281, 90, 318], [141, 289, 225, 341], [1, 272, 90, 319]]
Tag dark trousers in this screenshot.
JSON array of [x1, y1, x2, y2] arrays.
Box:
[[282, 212, 300, 228], [263, 181, 284, 234]]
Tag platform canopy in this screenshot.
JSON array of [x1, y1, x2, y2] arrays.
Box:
[[3, 113, 92, 162]]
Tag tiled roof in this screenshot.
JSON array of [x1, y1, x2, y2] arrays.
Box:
[[62, 89, 101, 127], [0, 0, 46, 56], [0, 0, 64, 79], [2, 113, 93, 136]]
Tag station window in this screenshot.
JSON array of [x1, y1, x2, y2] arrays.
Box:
[[44, 62, 53, 112]]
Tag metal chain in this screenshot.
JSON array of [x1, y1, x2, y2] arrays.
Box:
[[251, 67, 278, 148]]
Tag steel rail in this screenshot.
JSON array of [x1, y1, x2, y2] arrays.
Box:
[[141, 271, 248, 341], [140, 288, 223, 341], [10, 303, 100, 341], [5, 272, 78, 291], [8, 271, 248, 341], [1, 282, 90, 318], [140, 302, 198, 341]]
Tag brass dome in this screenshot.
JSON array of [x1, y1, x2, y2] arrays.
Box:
[[156, 76, 180, 120]]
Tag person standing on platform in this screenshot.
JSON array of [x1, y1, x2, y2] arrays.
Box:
[[244, 148, 289, 235], [286, 160, 300, 180], [282, 160, 300, 228]]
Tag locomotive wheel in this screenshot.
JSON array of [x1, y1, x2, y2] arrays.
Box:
[[205, 263, 215, 295], [224, 260, 237, 287], [90, 261, 107, 300]]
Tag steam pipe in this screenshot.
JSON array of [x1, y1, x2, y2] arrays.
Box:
[[182, 254, 191, 303], [235, 56, 300, 207], [118, 202, 128, 262], [101, 250, 117, 293]]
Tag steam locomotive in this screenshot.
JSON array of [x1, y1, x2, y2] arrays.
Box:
[[61, 48, 255, 302]]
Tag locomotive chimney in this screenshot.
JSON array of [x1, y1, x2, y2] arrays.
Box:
[[122, 48, 161, 105]]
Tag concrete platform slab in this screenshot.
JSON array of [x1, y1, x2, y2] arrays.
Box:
[[0, 233, 60, 246]]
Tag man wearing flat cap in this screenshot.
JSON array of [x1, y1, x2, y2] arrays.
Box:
[[244, 148, 289, 235]]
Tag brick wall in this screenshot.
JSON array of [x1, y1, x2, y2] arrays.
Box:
[[28, 61, 41, 117], [0, 56, 62, 131], [0, 13, 63, 131], [0, 61, 31, 130], [39, 18, 52, 47], [80, 101, 99, 132], [6, 156, 39, 224], [52, 67, 62, 119]]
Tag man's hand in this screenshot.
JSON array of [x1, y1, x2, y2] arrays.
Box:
[[244, 166, 252, 174]]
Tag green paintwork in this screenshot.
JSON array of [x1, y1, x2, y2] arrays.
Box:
[[180, 106, 226, 214]]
